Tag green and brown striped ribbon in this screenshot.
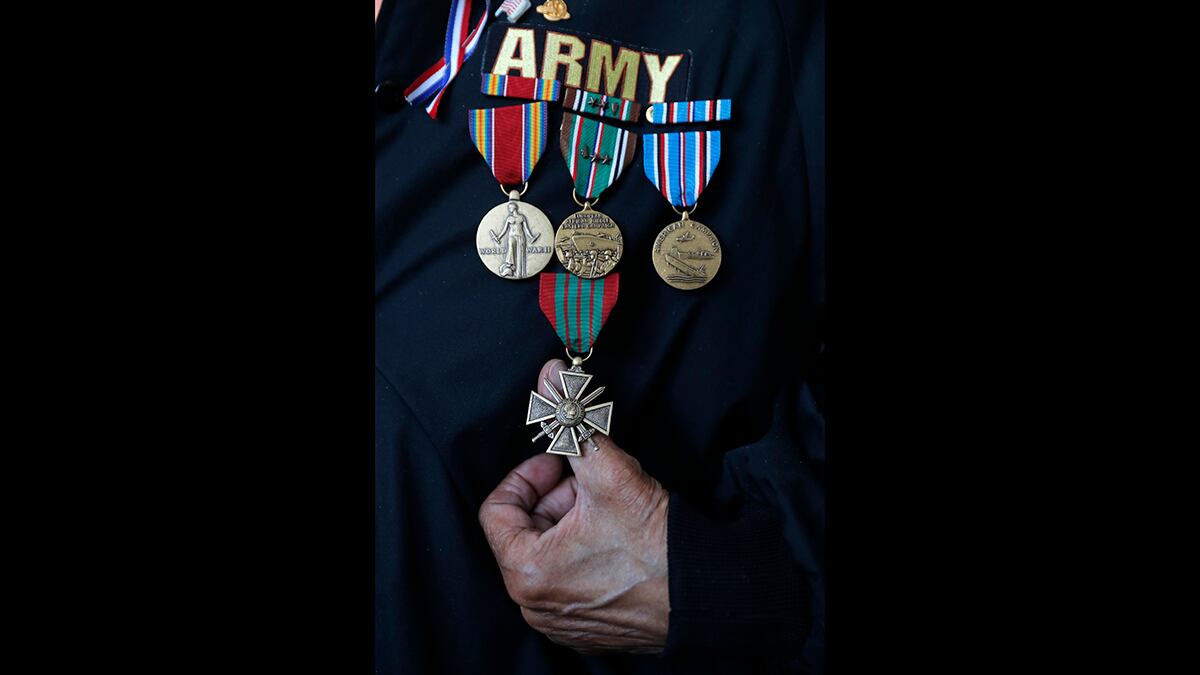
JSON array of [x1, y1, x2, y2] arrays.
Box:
[[559, 112, 639, 200]]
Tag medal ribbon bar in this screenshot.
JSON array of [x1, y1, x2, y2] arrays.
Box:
[[646, 99, 732, 125], [562, 87, 642, 122], [481, 74, 562, 101]]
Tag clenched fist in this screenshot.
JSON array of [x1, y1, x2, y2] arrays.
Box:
[[478, 359, 671, 654]]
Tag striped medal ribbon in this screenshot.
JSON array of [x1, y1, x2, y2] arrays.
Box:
[[562, 87, 642, 122], [642, 131, 725, 290], [525, 271, 619, 457], [552, 112, 639, 279], [481, 74, 562, 102], [467, 102, 556, 280], [646, 99, 732, 125]]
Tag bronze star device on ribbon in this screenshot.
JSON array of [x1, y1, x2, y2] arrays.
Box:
[[525, 272, 618, 456], [555, 112, 638, 279]]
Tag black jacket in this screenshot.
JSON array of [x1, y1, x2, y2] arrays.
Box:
[[375, 1, 824, 672]]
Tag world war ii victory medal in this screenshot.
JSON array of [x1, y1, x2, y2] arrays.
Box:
[[468, 102, 556, 280]]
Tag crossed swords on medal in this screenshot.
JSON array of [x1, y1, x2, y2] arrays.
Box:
[[526, 368, 612, 456]]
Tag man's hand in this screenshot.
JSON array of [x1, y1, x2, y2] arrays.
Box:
[[478, 359, 670, 654]]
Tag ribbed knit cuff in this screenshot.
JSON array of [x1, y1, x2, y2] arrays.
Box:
[[663, 493, 811, 656]]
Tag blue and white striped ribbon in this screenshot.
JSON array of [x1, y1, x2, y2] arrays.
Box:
[[642, 131, 722, 208], [646, 99, 732, 125]]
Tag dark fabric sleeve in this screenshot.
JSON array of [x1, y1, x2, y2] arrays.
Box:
[[665, 493, 811, 654], [661, 377, 825, 670]]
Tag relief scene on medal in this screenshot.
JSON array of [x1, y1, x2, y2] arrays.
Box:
[[476, 200, 555, 280], [652, 220, 722, 288], [554, 211, 623, 279]]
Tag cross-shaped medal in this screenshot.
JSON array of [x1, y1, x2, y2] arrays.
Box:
[[526, 367, 613, 456]]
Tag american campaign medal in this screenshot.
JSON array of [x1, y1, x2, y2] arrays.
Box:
[[526, 273, 619, 456], [556, 111, 638, 279], [468, 102, 553, 280], [643, 130, 725, 289], [651, 212, 722, 289]]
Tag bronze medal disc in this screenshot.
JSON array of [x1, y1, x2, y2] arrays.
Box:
[[554, 205, 623, 278], [476, 198, 555, 280], [651, 217, 722, 289]]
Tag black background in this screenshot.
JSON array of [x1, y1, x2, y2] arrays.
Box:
[[38, 0, 1126, 671]]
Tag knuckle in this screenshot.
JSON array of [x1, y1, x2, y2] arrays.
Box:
[[505, 564, 544, 605]]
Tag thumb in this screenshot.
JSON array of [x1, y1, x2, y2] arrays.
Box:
[[534, 358, 649, 497], [567, 431, 648, 499]]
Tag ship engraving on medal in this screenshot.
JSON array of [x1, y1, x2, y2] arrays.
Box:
[[651, 217, 722, 289], [476, 197, 555, 280], [526, 366, 612, 456], [554, 206, 623, 278]]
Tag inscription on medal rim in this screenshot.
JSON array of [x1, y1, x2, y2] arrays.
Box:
[[651, 218, 722, 290], [476, 199, 555, 280], [555, 209, 623, 279]]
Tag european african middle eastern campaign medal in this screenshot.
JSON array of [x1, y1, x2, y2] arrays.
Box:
[[643, 130, 724, 290], [555, 111, 638, 279], [526, 272, 618, 456], [468, 102, 555, 280]]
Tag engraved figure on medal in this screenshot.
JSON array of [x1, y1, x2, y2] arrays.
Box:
[[476, 195, 554, 280], [526, 363, 612, 456], [651, 214, 722, 289], [554, 204, 623, 279]]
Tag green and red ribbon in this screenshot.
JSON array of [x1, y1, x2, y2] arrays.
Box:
[[538, 272, 619, 354], [467, 102, 548, 186], [559, 112, 638, 200]]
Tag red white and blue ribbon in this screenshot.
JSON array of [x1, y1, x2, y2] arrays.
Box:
[[468, 102, 549, 186], [403, 0, 492, 119], [642, 131, 722, 209], [646, 99, 732, 125], [481, 74, 561, 101]]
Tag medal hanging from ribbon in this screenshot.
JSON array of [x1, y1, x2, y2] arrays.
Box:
[[562, 87, 642, 122], [553, 111, 638, 279], [404, 0, 493, 119], [526, 272, 618, 456], [646, 99, 732, 124], [642, 131, 725, 289], [468, 102, 556, 280]]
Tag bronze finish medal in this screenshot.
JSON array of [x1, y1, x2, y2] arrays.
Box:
[[526, 273, 620, 456], [556, 111, 638, 279], [554, 198, 622, 279], [642, 130, 726, 289], [476, 189, 555, 279], [467, 103, 552, 279], [651, 211, 722, 290]]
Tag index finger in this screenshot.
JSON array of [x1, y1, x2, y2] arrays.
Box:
[[478, 453, 563, 558]]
